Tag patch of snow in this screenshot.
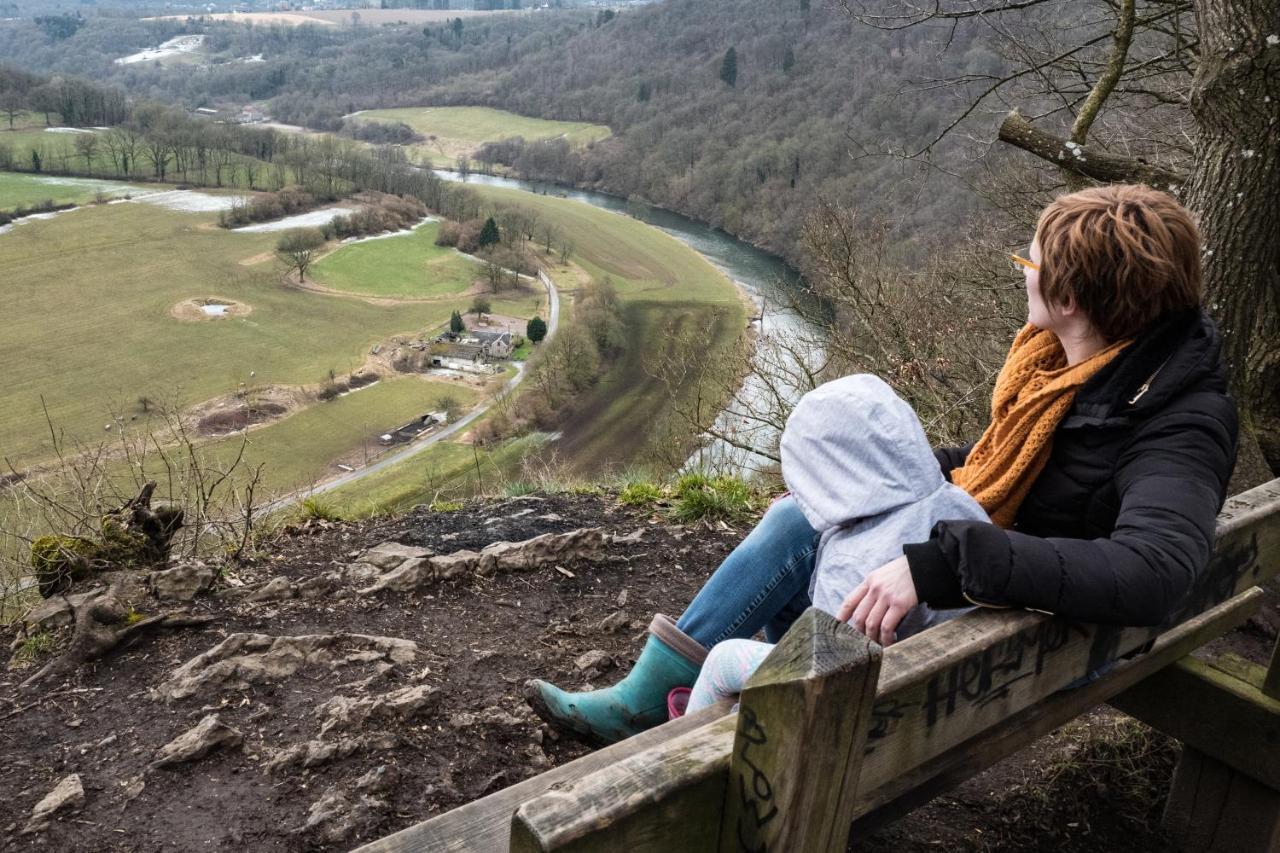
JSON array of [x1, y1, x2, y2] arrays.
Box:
[[340, 216, 438, 245], [29, 176, 142, 195], [129, 189, 249, 213], [234, 207, 353, 232], [1267, 34, 1279, 46], [44, 127, 95, 135], [201, 303, 230, 317], [115, 34, 205, 66]]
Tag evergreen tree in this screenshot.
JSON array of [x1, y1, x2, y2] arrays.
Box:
[[637, 81, 651, 102], [450, 310, 464, 333], [782, 47, 795, 73], [527, 316, 548, 343], [478, 216, 500, 247], [719, 47, 737, 88]]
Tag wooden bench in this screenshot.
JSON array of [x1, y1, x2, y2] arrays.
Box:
[[356, 478, 1280, 853]]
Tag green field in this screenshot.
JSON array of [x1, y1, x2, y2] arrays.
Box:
[[469, 186, 748, 474], [310, 220, 482, 298], [0, 172, 144, 209], [349, 106, 611, 167], [0, 196, 538, 470], [323, 185, 748, 508], [324, 429, 549, 518], [198, 375, 482, 495]]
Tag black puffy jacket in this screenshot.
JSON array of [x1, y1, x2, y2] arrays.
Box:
[[904, 308, 1239, 626]]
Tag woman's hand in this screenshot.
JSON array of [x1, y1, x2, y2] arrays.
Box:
[[837, 556, 919, 646]]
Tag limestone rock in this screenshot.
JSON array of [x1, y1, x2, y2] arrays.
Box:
[[298, 779, 391, 843], [356, 557, 432, 594], [358, 542, 433, 571], [355, 764, 398, 795], [153, 714, 243, 768], [264, 733, 399, 774], [22, 773, 84, 834], [574, 649, 613, 672], [317, 683, 440, 736], [598, 610, 630, 633], [148, 562, 216, 601], [357, 528, 609, 595], [246, 576, 295, 602], [429, 550, 481, 580], [21, 591, 101, 633], [154, 633, 418, 701]]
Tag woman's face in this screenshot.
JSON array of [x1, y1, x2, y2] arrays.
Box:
[[1024, 237, 1053, 329]]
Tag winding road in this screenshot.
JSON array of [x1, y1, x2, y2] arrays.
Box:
[[269, 269, 560, 511]]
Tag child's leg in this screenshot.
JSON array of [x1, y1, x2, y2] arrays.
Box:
[[686, 639, 775, 713]]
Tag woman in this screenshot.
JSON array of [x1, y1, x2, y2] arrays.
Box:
[[528, 184, 1239, 746]]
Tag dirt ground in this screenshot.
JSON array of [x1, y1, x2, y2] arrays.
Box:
[[1, 492, 1274, 852]]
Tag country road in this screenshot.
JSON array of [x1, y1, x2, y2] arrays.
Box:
[[268, 269, 560, 511]]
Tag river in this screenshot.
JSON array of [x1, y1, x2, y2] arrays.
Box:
[[436, 170, 826, 476]]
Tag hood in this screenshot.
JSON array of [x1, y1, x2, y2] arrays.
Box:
[[1064, 308, 1230, 428], [781, 374, 944, 531]]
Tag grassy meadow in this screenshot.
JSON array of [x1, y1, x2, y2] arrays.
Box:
[[310, 220, 482, 299], [469, 186, 749, 474], [324, 185, 748, 511], [0, 172, 144, 209], [0, 194, 536, 471], [349, 106, 611, 167], [197, 375, 483, 495]]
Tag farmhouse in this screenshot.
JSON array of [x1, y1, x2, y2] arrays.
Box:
[[465, 329, 514, 359]]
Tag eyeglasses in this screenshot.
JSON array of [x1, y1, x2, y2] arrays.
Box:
[[1009, 253, 1040, 272]]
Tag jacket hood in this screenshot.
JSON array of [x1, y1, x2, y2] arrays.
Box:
[[1064, 307, 1229, 428], [781, 374, 946, 531]]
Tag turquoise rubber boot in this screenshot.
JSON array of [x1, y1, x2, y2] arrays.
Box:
[[526, 614, 707, 746]]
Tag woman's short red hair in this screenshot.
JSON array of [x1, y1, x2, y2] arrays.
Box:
[[1036, 184, 1202, 342]]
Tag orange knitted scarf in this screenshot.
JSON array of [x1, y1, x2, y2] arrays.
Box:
[[951, 325, 1130, 528]]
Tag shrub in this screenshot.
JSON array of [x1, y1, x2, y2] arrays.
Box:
[[619, 481, 663, 507], [671, 473, 758, 523], [298, 497, 341, 522]]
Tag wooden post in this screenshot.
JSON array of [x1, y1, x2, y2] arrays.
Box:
[[1263, 638, 1280, 701], [718, 607, 881, 853], [1162, 748, 1280, 853], [1111, 650, 1280, 852]]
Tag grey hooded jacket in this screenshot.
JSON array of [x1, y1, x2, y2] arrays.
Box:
[[780, 375, 989, 638]]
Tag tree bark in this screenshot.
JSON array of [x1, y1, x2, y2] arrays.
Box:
[[1182, 0, 1280, 423], [997, 111, 1186, 189]]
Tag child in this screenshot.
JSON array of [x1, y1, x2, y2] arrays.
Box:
[[684, 374, 988, 714]]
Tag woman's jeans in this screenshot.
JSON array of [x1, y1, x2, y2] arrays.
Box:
[[676, 495, 820, 649]]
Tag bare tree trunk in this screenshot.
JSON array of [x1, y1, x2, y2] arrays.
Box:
[[1182, 0, 1280, 425]]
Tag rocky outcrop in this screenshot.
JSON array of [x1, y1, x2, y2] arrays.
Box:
[[153, 633, 418, 701], [152, 714, 243, 768], [354, 527, 610, 594], [22, 774, 84, 834]]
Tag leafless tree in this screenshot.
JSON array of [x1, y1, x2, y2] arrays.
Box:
[[840, 0, 1279, 475]]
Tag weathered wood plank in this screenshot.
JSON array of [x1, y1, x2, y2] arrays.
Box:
[[1264, 639, 1280, 701], [1109, 656, 1280, 790], [351, 702, 732, 853], [492, 479, 1280, 851], [1164, 747, 1280, 853], [719, 609, 880, 853], [851, 588, 1262, 830], [510, 715, 738, 852], [854, 477, 1280, 799]]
